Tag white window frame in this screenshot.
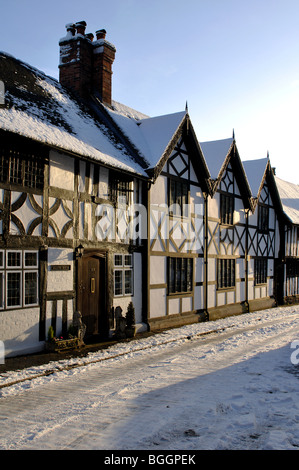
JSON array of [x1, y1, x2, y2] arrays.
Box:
[[124, 268, 133, 296], [0, 250, 39, 309], [113, 254, 134, 297], [0, 271, 4, 310], [0, 250, 4, 269], [23, 270, 39, 307], [6, 250, 22, 269], [114, 269, 123, 297], [24, 250, 39, 269], [6, 270, 22, 309]]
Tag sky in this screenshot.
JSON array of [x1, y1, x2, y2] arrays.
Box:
[[0, 0, 299, 184]]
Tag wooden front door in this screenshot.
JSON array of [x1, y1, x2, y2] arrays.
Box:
[[78, 254, 106, 337]]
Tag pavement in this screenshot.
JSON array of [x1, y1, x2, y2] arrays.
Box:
[[0, 331, 156, 374]]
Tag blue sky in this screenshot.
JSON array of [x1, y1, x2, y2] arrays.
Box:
[[1, 0, 299, 184]]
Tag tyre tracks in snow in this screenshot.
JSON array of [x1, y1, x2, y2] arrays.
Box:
[[1, 311, 299, 391]]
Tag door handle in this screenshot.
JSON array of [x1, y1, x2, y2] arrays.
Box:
[[91, 277, 95, 294]]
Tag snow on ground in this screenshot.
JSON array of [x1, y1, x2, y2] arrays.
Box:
[[1, 305, 299, 450]]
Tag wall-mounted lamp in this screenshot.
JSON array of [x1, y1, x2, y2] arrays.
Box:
[[76, 244, 84, 258]]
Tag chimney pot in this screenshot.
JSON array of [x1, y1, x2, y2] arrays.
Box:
[[75, 21, 87, 36], [86, 33, 94, 42], [65, 23, 76, 37], [96, 29, 107, 40]]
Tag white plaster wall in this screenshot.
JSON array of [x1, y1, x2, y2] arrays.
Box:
[[236, 281, 245, 303], [226, 290, 235, 305], [248, 280, 254, 301], [217, 291, 226, 306], [49, 198, 73, 239], [189, 161, 198, 183], [49, 150, 74, 191], [236, 258, 245, 279], [194, 285, 203, 310], [47, 248, 74, 293], [1, 307, 43, 357], [151, 175, 167, 205], [150, 288, 167, 317], [195, 257, 204, 283], [249, 211, 258, 228], [168, 297, 180, 315], [150, 256, 166, 285], [190, 185, 204, 212], [208, 194, 219, 219], [98, 166, 109, 199], [78, 160, 86, 193], [269, 207, 275, 230], [208, 258, 217, 285], [10, 192, 43, 236], [182, 296, 193, 313], [208, 285, 216, 309], [112, 253, 143, 328]]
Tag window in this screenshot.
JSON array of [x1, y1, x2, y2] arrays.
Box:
[[286, 259, 299, 278], [169, 179, 188, 216], [220, 194, 234, 225], [258, 204, 269, 233], [0, 250, 39, 309], [110, 172, 133, 207], [217, 258, 235, 289], [113, 254, 133, 296], [254, 258, 268, 285], [168, 257, 193, 294], [0, 148, 44, 190]]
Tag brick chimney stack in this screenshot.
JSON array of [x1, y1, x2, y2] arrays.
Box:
[[59, 21, 116, 106]]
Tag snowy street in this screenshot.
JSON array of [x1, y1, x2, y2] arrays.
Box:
[[1, 306, 299, 451]]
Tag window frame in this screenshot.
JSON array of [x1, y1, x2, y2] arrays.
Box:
[[220, 193, 234, 226], [167, 257, 193, 295], [113, 253, 134, 297], [23, 270, 39, 307], [254, 258, 268, 285], [169, 179, 189, 217], [6, 250, 22, 269], [0, 271, 4, 310], [0, 148, 44, 191], [6, 270, 22, 309], [258, 203, 269, 233], [24, 250, 39, 269], [0, 250, 39, 310], [217, 258, 236, 290]]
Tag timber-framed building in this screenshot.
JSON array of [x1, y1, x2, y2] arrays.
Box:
[[0, 21, 298, 357]]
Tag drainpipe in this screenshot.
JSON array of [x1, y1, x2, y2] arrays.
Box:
[[204, 192, 209, 320], [245, 208, 249, 312]]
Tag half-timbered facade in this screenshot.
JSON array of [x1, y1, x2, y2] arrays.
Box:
[[0, 21, 298, 358], [243, 159, 281, 311], [146, 117, 210, 330], [274, 176, 299, 303], [0, 27, 150, 356], [200, 138, 252, 319]]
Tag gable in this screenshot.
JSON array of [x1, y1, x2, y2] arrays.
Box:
[[0, 53, 147, 177]]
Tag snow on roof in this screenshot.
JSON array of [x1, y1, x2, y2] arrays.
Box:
[[199, 137, 234, 179], [111, 100, 149, 120], [137, 111, 186, 168], [106, 103, 186, 169], [275, 176, 299, 225], [242, 158, 269, 197], [0, 53, 147, 176]]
